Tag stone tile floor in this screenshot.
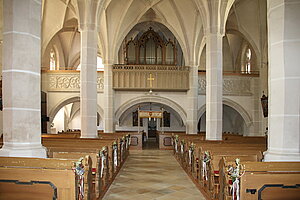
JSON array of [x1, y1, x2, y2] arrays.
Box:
[[103, 150, 206, 200]]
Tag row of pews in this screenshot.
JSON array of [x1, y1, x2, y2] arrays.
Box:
[[0, 131, 131, 200], [172, 133, 300, 200]]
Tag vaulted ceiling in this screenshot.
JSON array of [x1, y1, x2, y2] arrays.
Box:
[[0, 0, 267, 70], [41, 0, 239, 65]]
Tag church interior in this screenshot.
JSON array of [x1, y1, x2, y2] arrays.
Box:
[[0, 0, 299, 199]]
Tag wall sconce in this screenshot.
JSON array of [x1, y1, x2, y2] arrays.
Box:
[[261, 92, 268, 118]]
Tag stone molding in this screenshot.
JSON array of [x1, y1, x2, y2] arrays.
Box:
[[45, 71, 104, 92], [43, 71, 254, 96], [198, 75, 254, 96], [112, 65, 189, 91]]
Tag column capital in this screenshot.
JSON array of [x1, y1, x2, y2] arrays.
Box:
[[204, 31, 224, 39], [102, 59, 115, 66], [77, 0, 101, 32], [188, 61, 199, 68], [79, 23, 98, 32]]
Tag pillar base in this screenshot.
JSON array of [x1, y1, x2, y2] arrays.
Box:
[[263, 150, 300, 162], [205, 137, 222, 141], [0, 142, 47, 158], [186, 124, 198, 134], [80, 135, 98, 138]]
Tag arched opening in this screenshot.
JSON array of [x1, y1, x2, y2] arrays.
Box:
[[118, 102, 184, 132], [51, 102, 103, 133], [117, 101, 185, 149], [49, 97, 104, 133], [198, 104, 248, 135]]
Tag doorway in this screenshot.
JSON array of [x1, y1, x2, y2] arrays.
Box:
[[143, 118, 158, 149], [148, 118, 157, 138]]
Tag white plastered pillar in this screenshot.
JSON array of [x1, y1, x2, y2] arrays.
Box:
[[103, 62, 115, 133], [186, 64, 198, 134], [79, 26, 98, 138], [206, 33, 223, 140], [264, 0, 300, 161], [0, 0, 46, 157]]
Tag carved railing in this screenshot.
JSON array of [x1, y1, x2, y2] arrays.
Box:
[[42, 70, 104, 92], [198, 73, 257, 96], [112, 65, 190, 91], [41, 69, 256, 96]]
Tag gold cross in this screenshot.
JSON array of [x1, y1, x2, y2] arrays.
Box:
[[147, 73, 155, 88]]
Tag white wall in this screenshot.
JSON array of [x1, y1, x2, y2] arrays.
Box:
[[52, 107, 64, 132], [68, 110, 81, 130]]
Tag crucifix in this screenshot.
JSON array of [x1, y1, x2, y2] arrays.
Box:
[[147, 73, 155, 88]]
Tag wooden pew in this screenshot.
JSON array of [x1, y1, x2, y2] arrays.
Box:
[[219, 158, 300, 200], [0, 181, 55, 200], [42, 137, 123, 164], [181, 140, 266, 173], [190, 146, 263, 198], [0, 156, 92, 200], [42, 135, 130, 197], [42, 133, 79, 138], [44, 132, 131, 163], [43, 138, 118, 179], [48, 147, 110, 200], [43, 137, 119, 198], [206, 153, 261, 199], [172, 134, 267, 199]]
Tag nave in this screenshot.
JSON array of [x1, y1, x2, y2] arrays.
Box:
[[103, 150, 206, 200]]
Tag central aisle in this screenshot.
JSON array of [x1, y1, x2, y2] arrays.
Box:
[[103, 150, 206, 200]]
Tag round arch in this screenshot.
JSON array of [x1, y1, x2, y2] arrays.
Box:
[[49, 96, 104, 123], [197, 98, 253, 128], [115, 96, 187, 125]]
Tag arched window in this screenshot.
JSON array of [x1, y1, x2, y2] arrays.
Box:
[[245, 48, 252, 74], [49, 49, 56, 70], [76, 56, 104, 71], [96, 57, 105, 71]]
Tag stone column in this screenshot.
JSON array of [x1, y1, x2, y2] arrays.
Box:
[[103, 63, 115, 133], [186, 64, 198, 134], [79, 26, 98, 138], [264, 0, 300, 161], [249, 77, 263, 136], [206, 33, 223, 140], [0, 0, 46, 157]]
